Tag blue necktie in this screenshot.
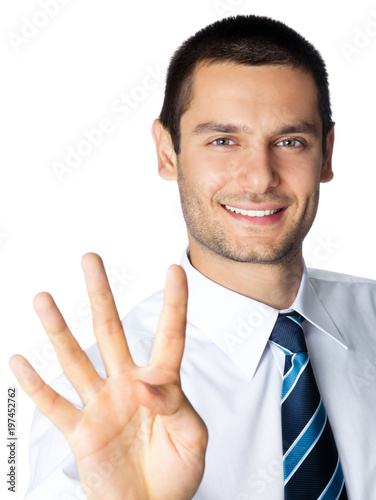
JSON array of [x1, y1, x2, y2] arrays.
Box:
[[269, 312, 347, 500]]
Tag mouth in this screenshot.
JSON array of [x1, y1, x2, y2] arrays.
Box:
[[223, 204, 285, 218]]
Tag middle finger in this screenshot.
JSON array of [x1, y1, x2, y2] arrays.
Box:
[[81, 253, 134, 375]]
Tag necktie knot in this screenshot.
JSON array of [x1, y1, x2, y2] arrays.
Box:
[[270, 312, 307, 354]]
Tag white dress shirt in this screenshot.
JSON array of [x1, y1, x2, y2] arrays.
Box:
[[25, 248, 376, 500]]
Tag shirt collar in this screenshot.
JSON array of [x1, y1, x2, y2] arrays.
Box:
[[292, 261, 348, 350], [180, 247, 348, 381]]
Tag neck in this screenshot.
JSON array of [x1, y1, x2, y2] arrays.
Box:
[[187, 239, 303, 310]]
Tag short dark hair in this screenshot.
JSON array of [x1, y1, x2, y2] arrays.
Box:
[[159, 15, 333, 155]]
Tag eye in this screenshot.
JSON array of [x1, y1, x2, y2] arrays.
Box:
[[276, 138, 303, 148], [211, 137, 236, 146]]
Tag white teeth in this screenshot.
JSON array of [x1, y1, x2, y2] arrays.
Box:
[[224, 205, 280, 217]]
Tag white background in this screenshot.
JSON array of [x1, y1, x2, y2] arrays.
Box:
[[1, 0, 376, 497]]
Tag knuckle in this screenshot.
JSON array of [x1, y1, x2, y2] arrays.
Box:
[[161, 325, 181, 340], [60, 346, 86, 371], [97, 316, 122, 337], [51, 331, 70, 350], [91, 289, 113, 311]]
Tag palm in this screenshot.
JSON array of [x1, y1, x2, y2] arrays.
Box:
[[70, 368, 206, 499], [10, 254, 208, 500]]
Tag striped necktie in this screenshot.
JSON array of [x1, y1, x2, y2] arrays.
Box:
[[269, 312, 347, 499]]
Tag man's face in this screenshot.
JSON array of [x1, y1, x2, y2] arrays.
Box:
[[175, 63, 333, 264]]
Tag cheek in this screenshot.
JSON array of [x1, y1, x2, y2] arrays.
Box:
[[289, 174, 321, 212], [182, 151, 232, 193], [281, 156, 322, 191]]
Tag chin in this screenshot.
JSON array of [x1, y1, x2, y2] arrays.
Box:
[[200, 236, 303, 265]]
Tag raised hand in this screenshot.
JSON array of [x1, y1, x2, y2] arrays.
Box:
[[9, 253, 208, 500]]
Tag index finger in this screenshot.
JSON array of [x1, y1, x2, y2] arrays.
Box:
[[149, 264, 188, 376]]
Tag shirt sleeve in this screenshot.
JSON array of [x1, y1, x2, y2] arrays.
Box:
[[24, 378, 87, 500]]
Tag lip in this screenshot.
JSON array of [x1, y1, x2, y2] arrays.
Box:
[[221, 204, 287, 226], [222, 203, 286, 211]]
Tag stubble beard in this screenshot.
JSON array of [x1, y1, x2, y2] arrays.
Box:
[[177, 162, 320, 266]]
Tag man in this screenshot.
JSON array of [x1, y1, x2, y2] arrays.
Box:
[[10, 14, 376, 500]]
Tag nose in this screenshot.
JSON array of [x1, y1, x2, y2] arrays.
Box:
[[234, 147, 279, 194]]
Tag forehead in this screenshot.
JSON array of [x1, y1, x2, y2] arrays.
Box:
[[181, 62, 321, 132]]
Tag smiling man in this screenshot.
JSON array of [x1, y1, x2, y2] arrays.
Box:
[[10, 14, 376, 500], [154, 62, 332, 310]]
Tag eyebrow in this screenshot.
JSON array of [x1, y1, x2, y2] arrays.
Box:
[[191, 120, 320, 138]]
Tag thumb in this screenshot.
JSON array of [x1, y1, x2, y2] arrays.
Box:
[[133, 379, 208, 457]]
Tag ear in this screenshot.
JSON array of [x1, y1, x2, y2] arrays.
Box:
[[320, 124, 335, 183], [151, 119, 178, 181]]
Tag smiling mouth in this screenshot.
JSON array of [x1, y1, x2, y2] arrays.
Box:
[[223, 204, 284, 217]]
